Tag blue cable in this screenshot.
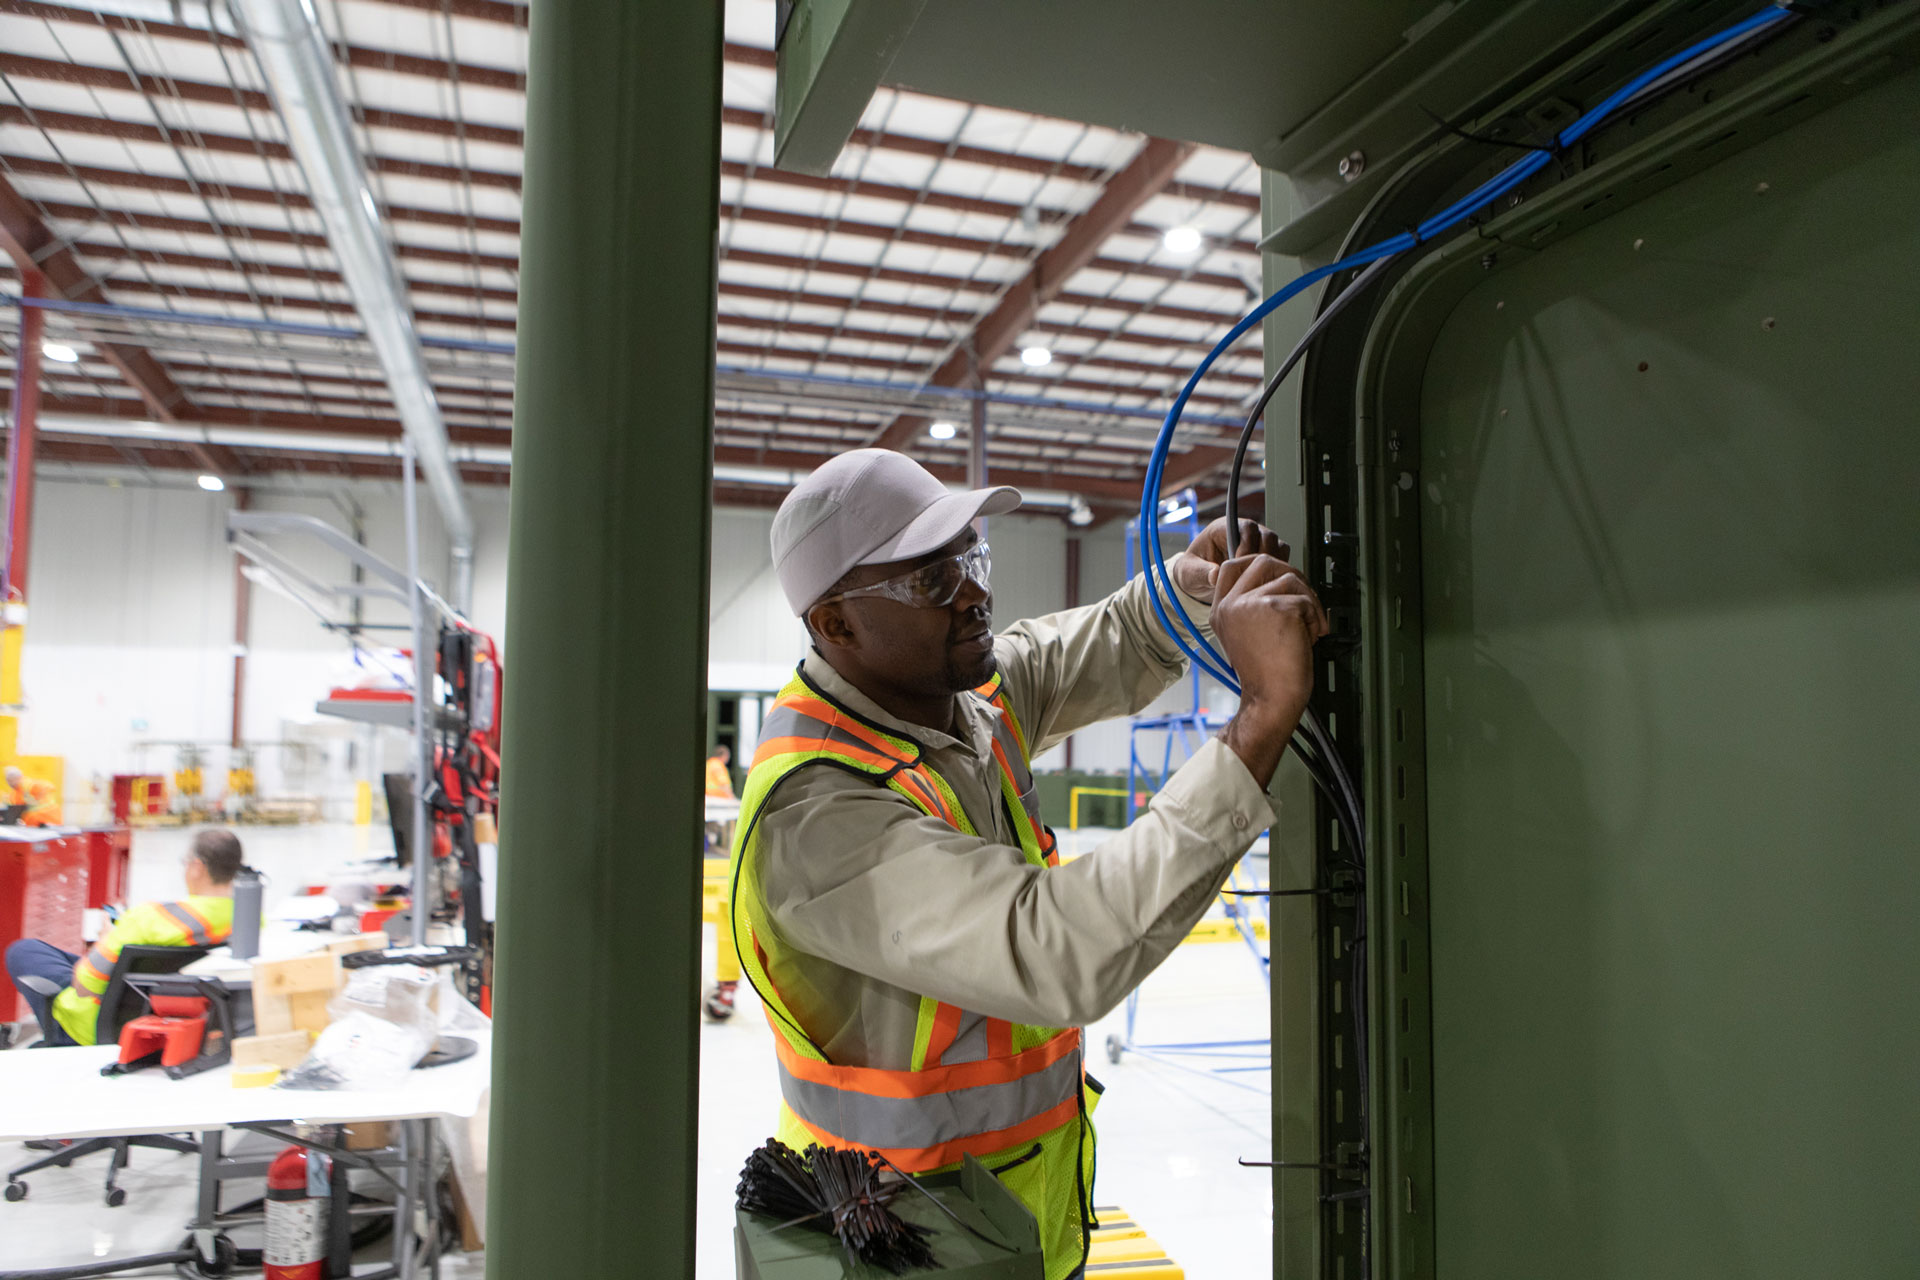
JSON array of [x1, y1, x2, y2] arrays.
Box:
[[1138, 4, 1794, 693]]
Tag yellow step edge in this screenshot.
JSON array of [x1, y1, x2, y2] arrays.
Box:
[[1085, 1260, 1184, 1278], [1088, 1234, 1170, 1264]]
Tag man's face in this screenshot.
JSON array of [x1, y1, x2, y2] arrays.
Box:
[[810, 529, 995, 700]]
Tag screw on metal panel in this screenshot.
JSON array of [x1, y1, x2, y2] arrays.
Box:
[[1755, 181, 1771, 194], [1338, 150, 1366, 181], [1386, 432, 1402, 455], [1634, 237, 1645, 250], [1762, 317, 1778, 331], [1480, 253, 1497, 270]]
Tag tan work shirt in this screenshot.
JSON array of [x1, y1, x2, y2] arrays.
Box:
[[752, 560, 1281, 1069]]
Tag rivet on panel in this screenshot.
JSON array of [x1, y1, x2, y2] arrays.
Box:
[[1761, 317, 1777, 331]]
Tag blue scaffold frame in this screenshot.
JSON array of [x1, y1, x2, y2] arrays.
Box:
[[1103, 493, 1271, 1092]]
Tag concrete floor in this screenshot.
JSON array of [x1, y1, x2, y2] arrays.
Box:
[[3, 823, 1274, 1277]]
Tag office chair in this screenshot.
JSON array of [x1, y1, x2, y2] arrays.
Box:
[[6, 945, 211, 1206]]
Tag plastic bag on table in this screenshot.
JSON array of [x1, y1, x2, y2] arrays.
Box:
[[277, 964, 437, 1091]]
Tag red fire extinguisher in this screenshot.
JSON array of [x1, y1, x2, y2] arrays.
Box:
[[264, 1144, 330, 1280]]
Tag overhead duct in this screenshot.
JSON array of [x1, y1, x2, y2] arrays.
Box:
[[231, 0, 477, 611]]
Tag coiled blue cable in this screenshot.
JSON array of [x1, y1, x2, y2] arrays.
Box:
[[1138, 3, 1794, 693]]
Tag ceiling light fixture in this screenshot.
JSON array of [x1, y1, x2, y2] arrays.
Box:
[[1067, 497, 1094, 527], [1162, 226, 1203, 254], [1020, 346, 1052, 368], [42, 342, 78, 363], [197, 474, 226, 492], [928, 420, 958, 440]]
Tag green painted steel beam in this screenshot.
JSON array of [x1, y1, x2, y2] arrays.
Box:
[[485, 2, 722, 1276], [775, 0, 929, 176]]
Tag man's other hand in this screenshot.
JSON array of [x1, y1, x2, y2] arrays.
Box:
[[1171, 517, 1289, 604]]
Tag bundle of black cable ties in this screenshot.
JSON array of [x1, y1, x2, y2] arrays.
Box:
[[737, 1138, 1019, 1274]]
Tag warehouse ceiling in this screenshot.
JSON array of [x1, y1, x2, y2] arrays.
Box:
[[0, 0, 1267, 519]]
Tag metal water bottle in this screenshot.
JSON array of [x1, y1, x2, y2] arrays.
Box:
[[231, 866, 263, 960]]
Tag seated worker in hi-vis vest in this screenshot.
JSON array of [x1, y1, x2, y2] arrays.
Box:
[[5, 827, 240, 1046], [729, 449, 1326, 1280], [3, 765, 60, 827]]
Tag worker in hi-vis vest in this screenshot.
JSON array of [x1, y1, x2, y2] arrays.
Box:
[[729, 449, 1325, 1280], [704, 744, 737, 799], [4, 765, 60, 827], [4, 828, 241, 1046]]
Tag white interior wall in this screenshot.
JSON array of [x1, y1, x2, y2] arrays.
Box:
[[16, 473, 1183, 818]]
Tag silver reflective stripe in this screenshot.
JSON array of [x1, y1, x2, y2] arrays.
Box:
[[157, 902, 212, 946], [777, 1042, 1080, 1150], [942, 1012, 990, 1065], [759, 705, 905, 763]]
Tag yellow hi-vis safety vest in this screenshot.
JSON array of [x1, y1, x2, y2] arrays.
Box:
[[729, 669, 1097, 1280], [52, 896, 234, 1045]]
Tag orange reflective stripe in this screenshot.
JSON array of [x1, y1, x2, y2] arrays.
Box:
[[988, 737, 1044, 840], [752, 735, 902, 773], [780, 694, 918, 763], [890, 767, 958, 827], [76, 951, 113, 990], [773, 1022, 1078, 1099], [172, 898, 229, 943], [157, 902, 213, 946], [783, 1092, 1083, 1175], [987, 1018, 1013, 1061], [978, 681, 1030, 760], [924, 1002, 962, 1067]]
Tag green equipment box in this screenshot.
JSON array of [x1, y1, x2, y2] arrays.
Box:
[[733, 1155, 1043, 1279]]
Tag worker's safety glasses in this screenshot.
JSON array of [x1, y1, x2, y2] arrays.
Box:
[[824, 541, 991, 609]]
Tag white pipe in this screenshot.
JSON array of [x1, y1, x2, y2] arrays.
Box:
[[231, 0, 475, 612]]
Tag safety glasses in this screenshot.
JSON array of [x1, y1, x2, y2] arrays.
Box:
[[822, 541, 991, 610]]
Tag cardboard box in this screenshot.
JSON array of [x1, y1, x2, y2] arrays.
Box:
[[344, 1121, 392, 1151]]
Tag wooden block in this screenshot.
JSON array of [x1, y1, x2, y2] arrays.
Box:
[[287, 989, 332, 1035], [231, 1030, 313, 1069], [252, 952, 339, 998], [324, 932, 387, 960], [254, 988, 332, 1036]]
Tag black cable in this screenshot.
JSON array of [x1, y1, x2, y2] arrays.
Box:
[[1, 1251, 196, 1280], [1224, 253, 1398, 539]]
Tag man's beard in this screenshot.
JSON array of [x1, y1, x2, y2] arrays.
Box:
[[945, 645, 998, 693]]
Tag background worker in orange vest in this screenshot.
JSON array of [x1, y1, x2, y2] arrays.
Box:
[[704, 744, 736, 799], [732, 450, 1325, 1280], [4, 828, 241, 1047], [3, 765, 60, 827]]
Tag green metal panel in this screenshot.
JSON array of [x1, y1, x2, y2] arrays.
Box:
[[1370, 48, 1920, 1280], [484, 2, 722, 1276], [774, 0, 929, 176]]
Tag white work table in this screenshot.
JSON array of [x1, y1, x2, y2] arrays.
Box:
[[2, 1031, 490, 1279], [0, 1034, 491, 1144]]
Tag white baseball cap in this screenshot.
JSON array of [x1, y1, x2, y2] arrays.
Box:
[[771, 449, 1022, 615]]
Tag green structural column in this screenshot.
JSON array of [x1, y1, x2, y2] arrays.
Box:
[[486, 3, 721, 1277]]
